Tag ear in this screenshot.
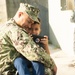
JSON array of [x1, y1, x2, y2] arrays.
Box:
[[18, 12, 23, 17]]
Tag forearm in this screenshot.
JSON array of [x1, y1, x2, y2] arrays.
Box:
[[44, 44, 50, 55]]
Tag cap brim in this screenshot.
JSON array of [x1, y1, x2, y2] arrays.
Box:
[[30, 16, 39, 23], [26, 11, 39, 23]]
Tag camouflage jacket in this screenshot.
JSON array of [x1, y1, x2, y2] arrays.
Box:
[[0, 19, 55, 75]]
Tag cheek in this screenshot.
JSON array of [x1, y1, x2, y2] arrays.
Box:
[[37, 30, 41, 35], [22, 16, 28, 25], [21, 18, 26, 25], [22, 20, 28, 27], [37, 31, 40, 35]]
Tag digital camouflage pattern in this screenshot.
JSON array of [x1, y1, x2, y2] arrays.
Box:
[[19, 3, 40, 23], [0, 19, 55, 75]]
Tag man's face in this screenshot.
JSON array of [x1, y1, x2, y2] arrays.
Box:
[[20, 12, 34, 31]]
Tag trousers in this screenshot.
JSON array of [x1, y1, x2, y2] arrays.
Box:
[[14, 57, 45, 75]]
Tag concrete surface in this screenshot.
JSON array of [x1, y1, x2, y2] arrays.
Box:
[[49, 44, 75, 75]]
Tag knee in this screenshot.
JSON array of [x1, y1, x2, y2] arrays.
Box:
[[14, 57, 24, 67], [32, 62, 44, 70], [32, 62, 45, 75]]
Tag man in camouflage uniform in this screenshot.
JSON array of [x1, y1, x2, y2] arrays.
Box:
[[0, 3, 57, 75]]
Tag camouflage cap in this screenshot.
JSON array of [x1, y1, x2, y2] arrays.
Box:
[[19, 3, 40, 23]]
